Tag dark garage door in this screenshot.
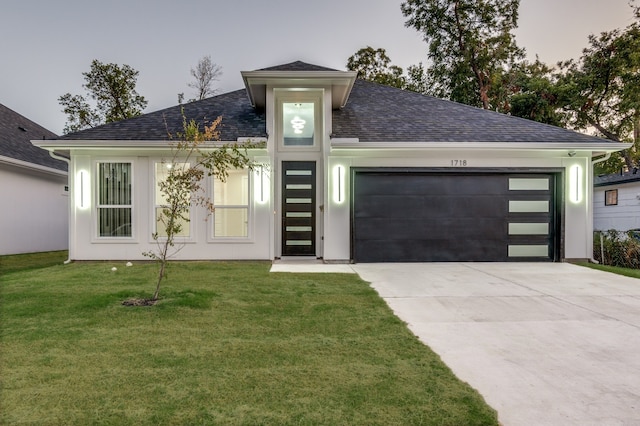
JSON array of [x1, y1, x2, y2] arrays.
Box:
[[352, 170, 558, 262]]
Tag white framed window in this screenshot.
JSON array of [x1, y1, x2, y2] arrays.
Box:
[[97, 162, 132, 238], [154, 162, 191, 238], [276, 90, 322, 152], [213, 169, 249, 238]]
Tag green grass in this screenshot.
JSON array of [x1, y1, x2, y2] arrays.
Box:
[[0, 250, 68, 275], [1, 260, 498, 425], [578, 262, 640, 279]]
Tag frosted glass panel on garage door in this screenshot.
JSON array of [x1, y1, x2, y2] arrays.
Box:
[[509, 178, 549, 191], [508, 245, 549, 257], [508, 223, 549, 235], [509, 200, 549, 213]]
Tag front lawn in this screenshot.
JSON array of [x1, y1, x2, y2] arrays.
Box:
[[0, 250, 68, 275], [1, 260, 497, 425], [578, 261, 640, 279]]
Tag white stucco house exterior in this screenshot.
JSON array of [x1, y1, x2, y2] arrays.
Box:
[[1, 103, 68, 255], [594, 170, 640, 231], [33, 62, 628, 263]]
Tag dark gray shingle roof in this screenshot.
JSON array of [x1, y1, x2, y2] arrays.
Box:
[[595, 170, 640, 187], [0, 104, 66, 171], [61, 89, 266, 141], [333, 79, 616, 143], [57, 61, 619, 145]]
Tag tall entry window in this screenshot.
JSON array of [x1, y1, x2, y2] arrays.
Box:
[[213, 169, 249, 237], [283, 102, 315, 146], [97, 162, 132, 237]]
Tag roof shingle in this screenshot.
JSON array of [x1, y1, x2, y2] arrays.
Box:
[[595, 169, 640, 187], [0, 103, 66, 171], [61, 89, 266, 141], [333, 79, 617, 143]]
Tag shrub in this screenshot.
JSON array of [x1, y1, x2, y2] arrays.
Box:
[[593, 230, 640, 268]]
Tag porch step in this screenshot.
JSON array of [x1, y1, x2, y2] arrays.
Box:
[[270, 257, 355, 273]]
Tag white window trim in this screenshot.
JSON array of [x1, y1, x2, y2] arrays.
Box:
[[93, 159, 136, 243], [275, 90, 323, 153], [209, 169, 254, 243], [150, 159, 197, 244]]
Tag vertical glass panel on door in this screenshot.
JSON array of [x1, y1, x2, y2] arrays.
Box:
[[283, 102, 314, 146]]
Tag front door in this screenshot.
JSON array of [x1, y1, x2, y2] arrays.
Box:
[[282, 161, 316, 256]]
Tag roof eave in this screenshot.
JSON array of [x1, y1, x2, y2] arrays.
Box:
[[330, 140, 631, 154], [0, 154, 68, 176], [32, 139, 269, 155], [241, 70, 357, 109]]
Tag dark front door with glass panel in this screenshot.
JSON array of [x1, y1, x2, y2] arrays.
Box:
[[282, 161, 316, 256]]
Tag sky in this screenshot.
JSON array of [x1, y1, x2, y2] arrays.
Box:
[[1, 0, 636, 135]]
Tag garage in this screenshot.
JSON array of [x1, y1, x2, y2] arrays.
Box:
[[352, 169, 560, 262]]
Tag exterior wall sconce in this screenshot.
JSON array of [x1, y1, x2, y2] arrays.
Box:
[[76, 170, 90, 210], [333, 165, 345, 204], [254, 166, 269, 204], [569, 164, 582, 204]]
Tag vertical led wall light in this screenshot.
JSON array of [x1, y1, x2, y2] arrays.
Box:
[[333, 165, 345, 204], [76, 170, 90, 210], [569, 164, 582, 203], [254, 165, 269, 204]]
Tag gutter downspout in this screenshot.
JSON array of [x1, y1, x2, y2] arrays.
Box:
[[588, 152, 612, 264], [48, 151, 73, 265]]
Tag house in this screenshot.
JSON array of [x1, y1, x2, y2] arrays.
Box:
[[33, 61, 629, 263], [1, 103, 68, 255], [594, 169, 640, 231]]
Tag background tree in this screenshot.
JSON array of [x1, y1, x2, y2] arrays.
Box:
[[556, 15, 640, 173], [404, 62, 430, 94], [504, 58, 563, 126], [59, 60, 147, 133], [141, 113, 262, 303], [347, 47, 406, 88], [401, 0, 524, 109], [187, 55, 222, 101]]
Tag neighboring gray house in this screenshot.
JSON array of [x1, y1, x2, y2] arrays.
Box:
[[594, 169, 640, 231], [0, 104, 68, 255], [34, 62, 628, 263]]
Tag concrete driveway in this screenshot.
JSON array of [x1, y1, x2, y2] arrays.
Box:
[[351, 262, 640, 426]]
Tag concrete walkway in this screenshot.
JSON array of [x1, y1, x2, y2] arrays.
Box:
[[351, 263, 640, 426]]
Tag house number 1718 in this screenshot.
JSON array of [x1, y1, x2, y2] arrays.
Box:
[[451, 160, 468, 166]]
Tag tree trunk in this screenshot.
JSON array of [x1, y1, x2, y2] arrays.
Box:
[[152, 258, 166, 301]]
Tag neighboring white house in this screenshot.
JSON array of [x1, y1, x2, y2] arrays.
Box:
[[33, 62, 629, 263], [1, 103, 68, 255], [594, 170, 640, 231]]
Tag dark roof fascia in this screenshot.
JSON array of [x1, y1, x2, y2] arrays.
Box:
[[595, 172, 640, 187]]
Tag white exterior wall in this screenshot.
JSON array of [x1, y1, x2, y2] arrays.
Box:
[[0, 163, 68, 255], [69, 152, 272, 261], [594, 181, 640, 231], [323, 149, 592, 262]]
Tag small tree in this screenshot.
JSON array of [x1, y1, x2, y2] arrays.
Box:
[[142, 111, 261, 302]]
